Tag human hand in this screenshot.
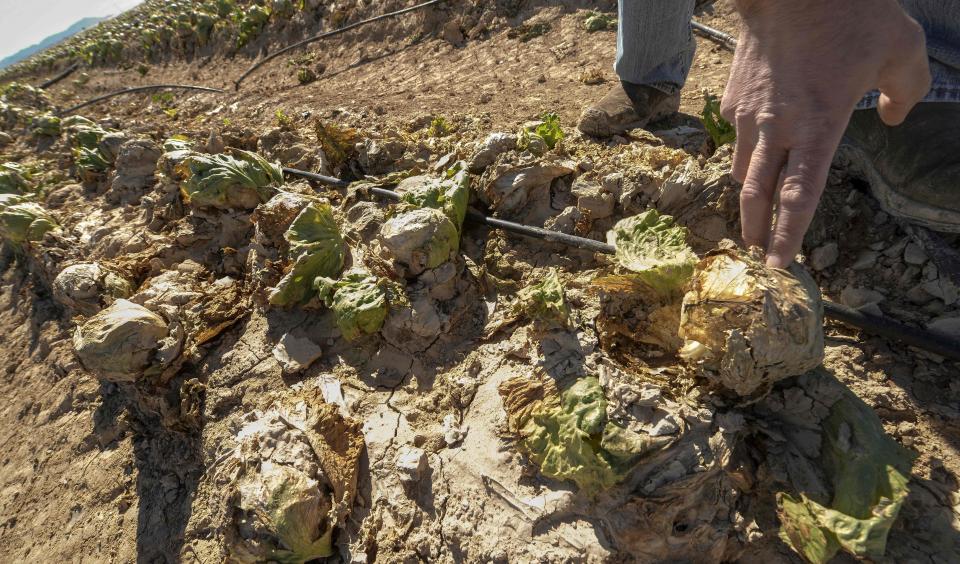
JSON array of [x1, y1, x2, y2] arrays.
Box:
[[722, 0, 931, 268]]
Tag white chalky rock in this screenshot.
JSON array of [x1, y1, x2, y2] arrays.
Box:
[[272, 333, 323, 375]]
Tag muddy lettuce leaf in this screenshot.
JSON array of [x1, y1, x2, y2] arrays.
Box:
[[76, 146, 111, 174], [514, 268, 569, 326], [63, 116, 107, 150], [237, 463, 334, 563], [269, 203, 346, 306], [778, 393, 912, 564], [31, 113, 61, 137], [314, 270, 388, 341], [162, 136, 193, 152], [0, 198, 58, 244], [379, 207, 460, 278], [399, 163, 470, 233], [500, 376, 663, 493], [177, 149, 283, 209], [0, 163, 29, 194], [607, 209, 698, 296]]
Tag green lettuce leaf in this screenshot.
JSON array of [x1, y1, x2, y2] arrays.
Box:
[[177, 149, 283, 209], [76, 147, 111, 174], [514, 268, 569, 326], [314, 270, 388, 341], [701, 93, 736, 147], [162, 136, 193, 152], [517, 112, 564, 153], [777, 392, 913, 563], [607, 209, 698, 296], [269, 203, 346, 306]]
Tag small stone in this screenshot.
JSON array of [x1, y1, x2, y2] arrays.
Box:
[[271, 333, 323, 375], [906, 285, 934, 305], [922, 277, 959, 306], [441, 414, 466, 447], [851, 250, 879, 270], [441, 21, 464, 46], [649, 415, 679, 436], [840, 286, 886, 309], [809, 242, 839, 271], [927, 316, 960, 341], [883, 237, 909, 258], [903, 242, 928, 266], [873, 211, 889, 225], [396, 446, 429, 483]]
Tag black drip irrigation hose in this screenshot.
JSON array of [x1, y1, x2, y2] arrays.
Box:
[[57, 84, 224, 116], [691, 20, 738, 50], [37, 63, 79, 90], [284, 166, 960, 361], [234, 0, 448, 90]]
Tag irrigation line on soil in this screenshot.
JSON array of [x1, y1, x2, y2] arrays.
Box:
[[57, 84, 224, 116], [234, 0, 449, 90], [37, 63, 79, 90], [691, 21, 738, 50], [284, 166, 960, 361]]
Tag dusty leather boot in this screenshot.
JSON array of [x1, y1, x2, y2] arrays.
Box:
[[577, 81, 681, 138], [840, 103, 960, 232]]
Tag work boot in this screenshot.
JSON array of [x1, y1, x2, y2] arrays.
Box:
[[577, 81, 681, 138], [840, 103, 960, 232]]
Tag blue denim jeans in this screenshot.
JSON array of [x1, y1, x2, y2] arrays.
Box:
[[615, 0, 960, 106]]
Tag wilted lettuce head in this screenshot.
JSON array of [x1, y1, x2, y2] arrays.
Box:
[[72, 299, 169, 383], [177, 149, 283, 210], [63, 116, 108, 150], [514, 268, 569, 327], [53, 262, 134, 316], [679, 247, 824, 396], [0, 199, 58, 244], [0, 163, 29, 194], [398, 164, 470, 233], [314, 269, 388, 341], [607, 209, 698, 296], [379, 207, 459, 279], [269, 202, 346, 306]]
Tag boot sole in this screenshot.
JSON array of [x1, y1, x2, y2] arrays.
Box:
[[837, 142, 960, 233]]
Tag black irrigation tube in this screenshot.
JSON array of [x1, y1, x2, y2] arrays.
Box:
[[691, 20, 738, 50], [57, 84, 224, 116], [284, 166, 960, 361], [234, 0, 448, 90], [37, 63, 79, 90]]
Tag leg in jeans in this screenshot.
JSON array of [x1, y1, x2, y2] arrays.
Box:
[[578, 1, 696, 136], [615, 0, 697, 94]]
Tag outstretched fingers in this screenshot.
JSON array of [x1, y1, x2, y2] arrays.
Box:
[[764, 141, 837, 268], [739, 137, 787, 250]]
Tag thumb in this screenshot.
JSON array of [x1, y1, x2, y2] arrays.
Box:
[[877, 20, 931, 126]]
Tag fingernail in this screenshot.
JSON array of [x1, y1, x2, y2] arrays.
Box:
[[765, 254, 788, 269]]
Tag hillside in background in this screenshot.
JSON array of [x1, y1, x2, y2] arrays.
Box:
[[0, 16, 107, 69]]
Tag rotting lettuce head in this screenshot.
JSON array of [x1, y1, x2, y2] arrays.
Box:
[[314, 269, 388, 341], [499, 375, 671, 493], [228, 392, 365, 564], [53, 262, 134, 316], [514, 268, 569, 327], [0, 163, 29, 194], [269, 202, 346, 306], [236, 462, 334, 563], [378, 207, 459, 279], [398, 163, 470, 233], [679, 246, 824, 396], [778, 390, 912, 563], [30, 113, 61, 137], [0, 199, 58, 245], [72, 299, 169, 383], [177, 149, 283, 210], [607, 209, 698, 296]]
